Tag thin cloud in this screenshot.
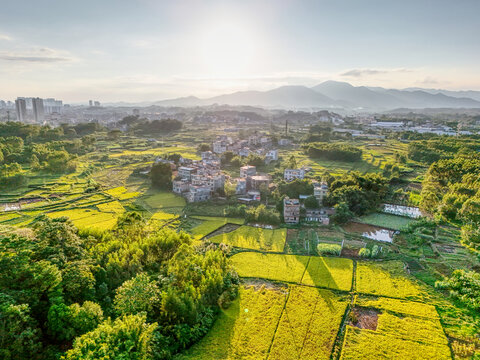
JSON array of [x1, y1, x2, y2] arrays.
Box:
[[0, 47, 73, 63], [0, 34, 12, 41], [341, 68, 412, 78]]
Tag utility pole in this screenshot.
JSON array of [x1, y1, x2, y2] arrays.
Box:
[[285, 119, 288, 136]]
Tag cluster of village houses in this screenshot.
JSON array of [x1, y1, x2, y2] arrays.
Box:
[[159, 134, 332, 224]]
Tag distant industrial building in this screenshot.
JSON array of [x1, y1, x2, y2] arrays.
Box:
[[32, 98, 45, 123]]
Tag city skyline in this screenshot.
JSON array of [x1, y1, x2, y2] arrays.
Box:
[[1, 0, 480, 102]]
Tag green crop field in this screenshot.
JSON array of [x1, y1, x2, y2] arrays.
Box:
[[209, 226, 287, 252], [269, 286, 349, 360], [175, 286, 287, 359], [301, 256, 353, 291], [190, 216, 244, 239], [340, 327, 451, 360], [356, 261, 425, 300], [231, 252, 310, 283], [138, 191, 186, 211], [357, 212, 416, 231], [231, 252, 353, 291], [104, 186, 141, 200]]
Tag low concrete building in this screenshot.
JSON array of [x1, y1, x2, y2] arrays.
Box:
[[284, 168, 305, 182], [305, 208, 330, 225], [248, 175, 270, 191], [283, 197, 300, 224], [235, 178, 247, 195], [240, 165, 256, 178], [173, 179, 190, 194]]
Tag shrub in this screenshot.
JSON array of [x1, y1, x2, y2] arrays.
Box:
[[358, 248, 371, 258], [316, 243, 342, 256]]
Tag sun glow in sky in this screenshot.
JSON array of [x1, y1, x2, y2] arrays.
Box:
[[199, 21, 258, 78], [0, 0, 480, 102]]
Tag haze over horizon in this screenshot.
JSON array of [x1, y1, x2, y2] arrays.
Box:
[[1, 0, 480, 103]]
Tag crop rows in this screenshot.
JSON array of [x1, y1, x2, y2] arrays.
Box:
[[209, 226, 287, 252]]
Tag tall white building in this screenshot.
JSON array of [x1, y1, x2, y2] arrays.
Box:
[[15, 98, 27, 122], [32, 98, 45, 123]]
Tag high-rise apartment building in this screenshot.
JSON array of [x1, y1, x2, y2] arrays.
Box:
[[15, 98, 27, 122], [32, 97, 45, 123]]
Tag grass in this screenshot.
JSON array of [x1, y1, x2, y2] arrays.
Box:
[[356, 261, 425, 300], [231, 252, 353, 291], [357, 212, 416, 231], [340, 327, 451, 360], [175, 285, 287, 359], [269, 286, 348, 360], [209, 226, 286, 252]]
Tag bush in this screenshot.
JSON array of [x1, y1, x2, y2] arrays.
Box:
[[316, 243, 342, 256], [358, 248, 371, 258]]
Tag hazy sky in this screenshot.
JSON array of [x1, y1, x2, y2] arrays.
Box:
[[1, 0, 479, 102]]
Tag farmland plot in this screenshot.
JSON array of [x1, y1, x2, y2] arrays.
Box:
[[231, 253, 354, 291], [231, 252, 309, 283], [269, 286, 348, 360], [190, 216, 244, 239], [340, 327, 451, 360], [356, 261, 424, 299], [209, 226, 286, 252], [175, 285, 287, 359], [301, 256, 353, 291]]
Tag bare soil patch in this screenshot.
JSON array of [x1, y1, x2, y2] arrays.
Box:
[[349, 307, 381, 331]]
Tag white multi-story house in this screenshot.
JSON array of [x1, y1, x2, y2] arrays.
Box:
[[178, 166, 196, 180], [213, 140, 228, 154], [278, 139, 291, 146], [314, 181, 328, 204], [284, 168, 305, 182], [283, 197, 300, 224], [265, 149, 278, 163], [187, 185, 211, 203], [238, 147, 250, 157]]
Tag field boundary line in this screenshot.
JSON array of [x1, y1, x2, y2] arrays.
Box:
[[266, 289, 291, 359]]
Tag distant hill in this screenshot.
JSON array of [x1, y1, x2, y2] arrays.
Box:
[[152, 81, 480, 110]]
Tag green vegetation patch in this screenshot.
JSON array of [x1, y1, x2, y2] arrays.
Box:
[[209, 226, 286, 252], [139, 191, 186, 210], [357, 212, 416, 231]]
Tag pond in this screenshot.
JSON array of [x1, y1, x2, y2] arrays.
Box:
[[383, 204, 422, 218], [343, 222, 396, 243]]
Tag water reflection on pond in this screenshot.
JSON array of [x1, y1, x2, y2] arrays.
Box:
[[343, 222, 396, 243]]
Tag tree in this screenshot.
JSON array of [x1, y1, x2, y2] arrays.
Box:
[[150, 162, 173, 189], [304, 196, 319, 209], [63, 314, 157, 360], [198, 143, 211, 152], [331, 202, 354, 224], [224, 181, 237, 198], [0, 297, 42, 360], [114, 273, 160, 319], [107, 129, 122, 140], [436, 270, 480, 311]]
